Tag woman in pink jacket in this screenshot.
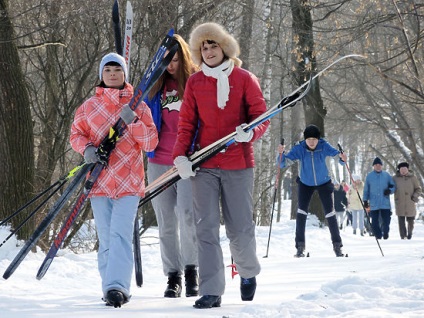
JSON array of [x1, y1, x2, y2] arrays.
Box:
[[70, 53, 158, 307], [172, 22, 269, 309]]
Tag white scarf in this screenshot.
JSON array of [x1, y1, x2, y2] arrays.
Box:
[[201, 59, 234, 109]]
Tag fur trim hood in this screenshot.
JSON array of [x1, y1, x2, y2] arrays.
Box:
[[189, 22, 242, 67]]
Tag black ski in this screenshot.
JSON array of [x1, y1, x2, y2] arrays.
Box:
[[112, 0, 142, 288]]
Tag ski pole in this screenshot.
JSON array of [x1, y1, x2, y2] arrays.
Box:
[[0, 162, 86, 227], [264, 138, 284, 258], [337, 144, 384, 257], [0, 179, 69, 248], [0, 181, 61, 227]]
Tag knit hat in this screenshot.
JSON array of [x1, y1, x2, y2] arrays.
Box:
[[189, 22, 242, 67], [303, 124, 321, 140], [99, 53, 128, 81], [397, 162, 409, 170], [352, 174, 361, 181], [372, 157, 383, 166]]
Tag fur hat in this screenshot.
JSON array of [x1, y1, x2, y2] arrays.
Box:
[[99, 53, 128, 81], [397, 162, 409, 170], [303, 124, 321, 140], [189, 22, 242, 67], [372, 157, 383, 166]]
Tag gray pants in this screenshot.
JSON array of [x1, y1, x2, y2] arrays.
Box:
[[192, 168, 261, 296], [147, 162, 198, 276]]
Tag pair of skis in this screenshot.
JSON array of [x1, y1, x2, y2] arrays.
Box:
[[112, 0, 143, 287], [136, 54, 366, 209]]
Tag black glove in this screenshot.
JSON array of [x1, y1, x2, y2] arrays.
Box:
[[383, 188, 391, 196], [281, 92, 301, 106], [84, 146, 99, 164], [363, 201, 369, 209]]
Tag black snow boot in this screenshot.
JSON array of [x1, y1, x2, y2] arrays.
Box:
[[333, 242, 344, 257], [240, 276, 256, 301], [184, 265, 199, 297], [105, 289, 127, 308], [164, 271, 182, 298], [294, 242, 305, 258], [193, 295, 221, 309]]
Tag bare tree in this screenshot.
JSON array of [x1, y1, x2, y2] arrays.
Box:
[[0, 0, 35, 240]]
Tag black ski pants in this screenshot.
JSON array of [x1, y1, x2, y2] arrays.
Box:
[[295, 180, 342, 248]]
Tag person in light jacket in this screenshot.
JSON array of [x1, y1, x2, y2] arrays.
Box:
[[172, 22, 270, 309], [393, 162, 422, 239], [363, 157, 396, 240], [348, 175, 365, 236], [70, 53, 158, 307], [277, 124, 347, 257]]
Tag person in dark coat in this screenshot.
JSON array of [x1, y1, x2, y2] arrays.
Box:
[[334, 181, 348, 230]]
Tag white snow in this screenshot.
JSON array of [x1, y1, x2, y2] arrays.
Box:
[[1, 201, 424, 317]]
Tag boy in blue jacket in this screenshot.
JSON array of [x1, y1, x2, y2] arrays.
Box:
[[277, 125, 347, 257], [363, 157, 395, 239]]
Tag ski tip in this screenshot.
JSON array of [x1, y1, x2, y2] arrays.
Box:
[[306, 252, 310, 257], [345, 254, 349, 257], [112, 0, 120, 22]]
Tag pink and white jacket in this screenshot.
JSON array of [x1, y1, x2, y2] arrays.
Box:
[[70, 83, 158, 198]]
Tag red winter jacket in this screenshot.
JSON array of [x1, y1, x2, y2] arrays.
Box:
[[172, 66, 269, 170], [70, 83, 158, 198]]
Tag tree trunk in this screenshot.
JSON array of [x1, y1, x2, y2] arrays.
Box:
[[0, 0, 35, 240], [290, 0, 326, 222]]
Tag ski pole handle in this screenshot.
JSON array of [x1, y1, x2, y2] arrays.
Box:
[[280, 138, 285, 146], [337, 143, 343, 153]]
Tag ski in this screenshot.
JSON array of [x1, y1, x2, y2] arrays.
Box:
[[142, 54, 365, 200], [294, 252, 310, 258], [294, 253, 348, 258], [3, 163, 91, 279], [138, 77, 311, 210], [121, 0, 143, 288], [133, 217, 143, 286], [35, 31, 178, 281], [112, 0, 142, 287], [123, 2, 133, 75], [112, 0, 123, 55]]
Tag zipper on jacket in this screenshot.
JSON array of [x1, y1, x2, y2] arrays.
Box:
[[310, 151, 318, 185]]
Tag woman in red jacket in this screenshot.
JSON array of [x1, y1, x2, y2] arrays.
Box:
[[172, 22, 269, 309], [70, 53, 158, 307]]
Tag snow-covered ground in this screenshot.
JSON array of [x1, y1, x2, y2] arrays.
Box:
[[1, 200, 424, 317]]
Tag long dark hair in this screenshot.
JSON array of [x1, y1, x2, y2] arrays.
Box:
[[148, 34, 198, 100]]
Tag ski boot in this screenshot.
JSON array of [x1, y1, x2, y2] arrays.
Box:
[[184, 265, 199, 297], [333, 242, 344, 257], [294, 242, 305, 258], [240, 276, 256, 301], [105, 289, 126, 308], [193, 295, 221, 309]]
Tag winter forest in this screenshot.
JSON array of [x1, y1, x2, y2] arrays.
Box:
[[0, 0, 423, 254]]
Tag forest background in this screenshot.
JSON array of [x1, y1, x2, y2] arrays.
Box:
[[0, 0, 423, 252]]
